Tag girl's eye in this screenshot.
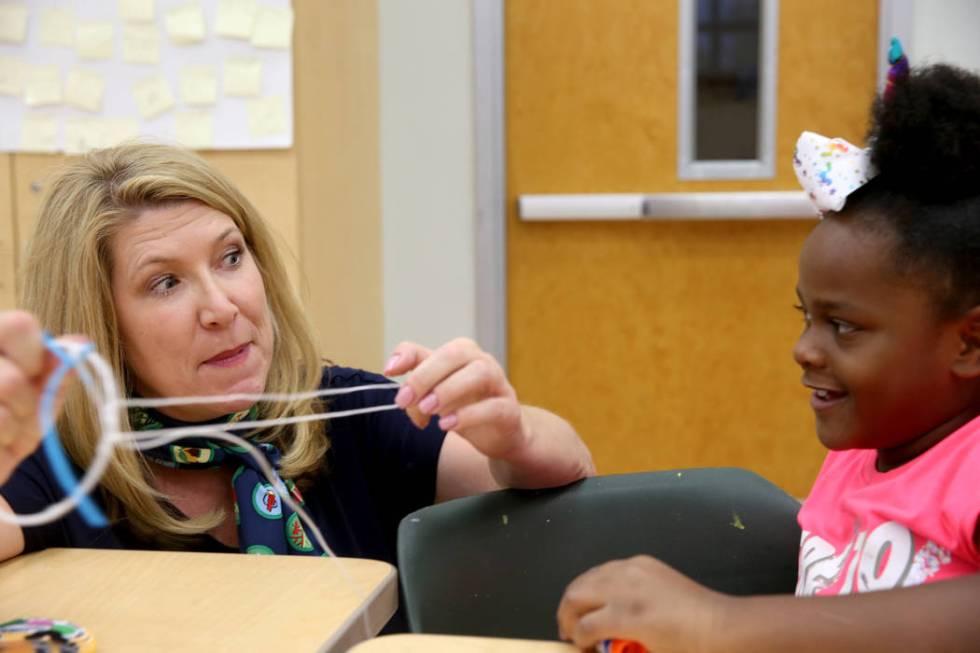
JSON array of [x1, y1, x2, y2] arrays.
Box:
[[150, 274, 178, 295], [832, 320, 858, 335]]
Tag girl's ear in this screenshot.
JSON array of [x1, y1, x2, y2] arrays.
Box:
[[952, 305, 980, 379]]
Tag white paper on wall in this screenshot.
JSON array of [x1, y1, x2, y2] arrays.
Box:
[[39, 7, 76, 48], [0, 0, 293, 152], [65, 68, 106, 112], [0, 4, 29, 45], [119, 0, 156, 24]]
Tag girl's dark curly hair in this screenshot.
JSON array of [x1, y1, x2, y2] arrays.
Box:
[[834, 64, 980, 318]]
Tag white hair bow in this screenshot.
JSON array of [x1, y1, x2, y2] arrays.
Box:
[[793, 131, 877, 213]]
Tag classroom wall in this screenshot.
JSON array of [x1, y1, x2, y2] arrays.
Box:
[[911, 0, 980, 69], [378, 0, 478, 357], [0, 1, 386, 372]]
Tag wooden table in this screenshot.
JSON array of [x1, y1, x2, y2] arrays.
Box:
[[0, 548, 397, 652], [350, 634, 578, 652]]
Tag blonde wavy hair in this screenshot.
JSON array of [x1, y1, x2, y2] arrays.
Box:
[[20, 143, 327, 547]]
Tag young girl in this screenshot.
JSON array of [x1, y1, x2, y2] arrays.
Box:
[[558, 56, 980, 652]]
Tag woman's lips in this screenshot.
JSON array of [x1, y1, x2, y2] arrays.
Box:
[[204, 343, 250, 367]]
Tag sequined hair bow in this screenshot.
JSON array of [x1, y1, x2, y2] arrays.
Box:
[[793, 38, 909, 214]]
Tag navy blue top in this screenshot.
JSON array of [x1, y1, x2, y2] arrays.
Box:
[[0, 366, 446, 629]]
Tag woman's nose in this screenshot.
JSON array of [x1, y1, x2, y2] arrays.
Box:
[[198, 278, 238, 328]]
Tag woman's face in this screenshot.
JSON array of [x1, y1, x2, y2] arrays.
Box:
[[110, 201, 275, 421]]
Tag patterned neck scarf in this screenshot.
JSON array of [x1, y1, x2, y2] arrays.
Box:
[[130, 405, 327, 556]]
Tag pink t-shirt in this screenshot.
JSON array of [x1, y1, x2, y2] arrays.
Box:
[[796, 415, 980, 596]]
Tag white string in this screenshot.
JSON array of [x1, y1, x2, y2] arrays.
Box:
[[0, 340, 400, 561]]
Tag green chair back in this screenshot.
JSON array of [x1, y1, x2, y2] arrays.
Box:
[[398, 467, 801, 640]]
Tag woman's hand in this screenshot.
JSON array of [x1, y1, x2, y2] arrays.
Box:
[[385, 338, 525, 459], [385, 338, 594, 497], [557, 555, 731, 653], [0, 311, 70, 485]]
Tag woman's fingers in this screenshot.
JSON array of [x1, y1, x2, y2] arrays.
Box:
[[0, 358, 37, 421], [439, 398, 523, 457], [397, 338, 479, 407], [383, 341, 431, 378], [393, 338, 483, 409], [415, 356, 508, 417], [0, 311, 45, 379]]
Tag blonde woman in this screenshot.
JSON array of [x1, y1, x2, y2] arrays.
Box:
[[0, 145, 594, 601]]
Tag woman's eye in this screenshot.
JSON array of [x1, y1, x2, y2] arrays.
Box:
[[224, 249, 243, 267], [150, 275, 178, 295]]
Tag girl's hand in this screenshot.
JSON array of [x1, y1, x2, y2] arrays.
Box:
[[385, 338, 527, 459], [557, 555, 731, 653], [0, 311, 66, 485]]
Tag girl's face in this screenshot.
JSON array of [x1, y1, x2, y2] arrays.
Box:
[[110, 201, 275, 422], [793, 217, 972, 469]]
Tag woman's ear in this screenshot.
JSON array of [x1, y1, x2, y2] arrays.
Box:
[[951, 305, 980, 379]]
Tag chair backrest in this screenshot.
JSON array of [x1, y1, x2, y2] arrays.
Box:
[[397, 467, 801, 640]]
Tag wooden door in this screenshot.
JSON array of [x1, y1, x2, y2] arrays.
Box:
[[506, 0, 879, 496]]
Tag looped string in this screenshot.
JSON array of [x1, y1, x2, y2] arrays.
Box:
[[1, 335, 401, 560]]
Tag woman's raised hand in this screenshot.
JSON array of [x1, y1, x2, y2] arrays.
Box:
[[0, 311, 69, 484], [385, 338, 527, 459]]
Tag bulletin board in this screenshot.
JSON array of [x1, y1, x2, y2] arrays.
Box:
[[0, 0, 293, 152]]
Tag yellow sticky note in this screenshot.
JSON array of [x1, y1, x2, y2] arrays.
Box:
[[122, 24, 160, 64], [179, 64, 217, 105], [0, 56, 24, 97], [250, 6, 292, 49], [175, 110, 214, 149], [247, 96, 286, 138], [21, 115, 59, 153], [132, 75, 175, 119], [166, 4, 206, 44], [0, 3, 28, 44], [77, 20, 115, 60], [216, 0, 256, 39], [24, 65, 62, 107], [224, 57, 262, 97], [39, 7, 75, 47], [119, 0, 155, 23], [65, 68, 105, 112]]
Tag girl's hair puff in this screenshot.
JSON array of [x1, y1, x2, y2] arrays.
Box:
[[837, 64, 980, 318]]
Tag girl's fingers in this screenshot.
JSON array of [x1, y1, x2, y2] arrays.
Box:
[[558, 575, 608, 642], [569, 606, 624, 650]]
